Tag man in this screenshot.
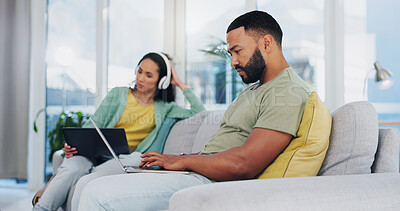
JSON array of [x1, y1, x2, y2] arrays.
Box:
[[77, 10, 310, 210]]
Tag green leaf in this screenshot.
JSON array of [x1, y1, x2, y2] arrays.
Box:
[[34, 122, 38, 133], [33, 108, 46, 133], [198, 36, 250, 102], [42, 110, 90, 162]]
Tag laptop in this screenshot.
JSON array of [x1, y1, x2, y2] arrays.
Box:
[[90, 118, 190, 175], [62, 128, 129, 158]]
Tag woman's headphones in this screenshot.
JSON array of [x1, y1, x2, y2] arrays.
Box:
[[155, 52, 171, 89], [134, 52, 171, 90]]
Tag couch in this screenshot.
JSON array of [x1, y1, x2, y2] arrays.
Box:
[[54, 101, 400, 210]]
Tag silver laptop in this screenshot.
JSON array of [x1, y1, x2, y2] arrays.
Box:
[[90, 118, 189, 175]]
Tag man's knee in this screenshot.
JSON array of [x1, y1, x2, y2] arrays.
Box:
[[74, 172, 96, 192], [78, 177, 108, 208]]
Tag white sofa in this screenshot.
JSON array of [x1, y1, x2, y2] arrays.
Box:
[[54, 101, 400, 210]]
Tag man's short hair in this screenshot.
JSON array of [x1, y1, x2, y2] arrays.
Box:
[[227, 10, 283, 47]]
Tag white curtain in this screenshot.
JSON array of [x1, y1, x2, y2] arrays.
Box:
[[0, 0, 31, 179]]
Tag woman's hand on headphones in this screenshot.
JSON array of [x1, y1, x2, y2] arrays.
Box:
[[170, 60, 188, 91]]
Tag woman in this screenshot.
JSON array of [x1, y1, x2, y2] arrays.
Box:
[[32, 52, 205, 211]]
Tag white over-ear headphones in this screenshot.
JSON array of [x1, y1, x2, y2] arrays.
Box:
[[155, 52, 171, 90], [134, 52, 171, 90]]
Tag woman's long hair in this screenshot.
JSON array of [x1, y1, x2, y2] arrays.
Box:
[[132, 52, 176, 102]]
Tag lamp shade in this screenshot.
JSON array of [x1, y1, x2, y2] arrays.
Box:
[[374, 61, 392, 82], [363, 61, 394, 98]]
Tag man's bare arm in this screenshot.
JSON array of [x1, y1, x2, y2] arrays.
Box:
[[141, 128, 292, 181]]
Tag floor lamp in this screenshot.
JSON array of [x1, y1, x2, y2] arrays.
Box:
[[363, 61, 393, 99]]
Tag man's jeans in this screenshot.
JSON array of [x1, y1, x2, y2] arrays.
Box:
[[77, 172, 211, 210]]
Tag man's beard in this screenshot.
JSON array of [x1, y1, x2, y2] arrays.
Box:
[[235, 48, 266, 84]]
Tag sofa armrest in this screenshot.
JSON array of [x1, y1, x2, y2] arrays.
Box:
[[372, 128, 400, 173], [169, 173, 400, 211]]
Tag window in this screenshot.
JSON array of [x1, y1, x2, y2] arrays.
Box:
[[34, 0, 400, 185], [186, 0, 246, 109], [108, 0, 164, 89], [344, 0, 400, 131], [258, 0, 325, 98], [45, 0, 96, 177], [185, 0, 325, 109]]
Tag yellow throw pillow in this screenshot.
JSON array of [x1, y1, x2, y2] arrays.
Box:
[[257, 92, 332, 179]]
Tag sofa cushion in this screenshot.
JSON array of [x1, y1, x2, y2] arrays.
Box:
[[318, 101, 379, 175], [257, 92, 331, 179], [163, 111, 209, 155], [191, 111, 224, 153], [169, 173, 400, 211]]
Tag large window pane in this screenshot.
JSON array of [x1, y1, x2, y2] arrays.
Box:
[[186, 0, 245, 109], [343, 0, 372, 103], [258, 0, 325, 98], [46, 0, 96, 179], [345, 0, 400, 132], [108, 0, 164, 89]]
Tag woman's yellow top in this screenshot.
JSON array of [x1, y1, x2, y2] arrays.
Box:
[[114, 90, 155, 152]]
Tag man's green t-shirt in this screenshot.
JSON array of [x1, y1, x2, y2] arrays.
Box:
[[201, 67, 311, 155]]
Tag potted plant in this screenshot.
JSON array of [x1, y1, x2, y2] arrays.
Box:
[[199, 37, 246, 99], [34, 109, 89, 162]]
